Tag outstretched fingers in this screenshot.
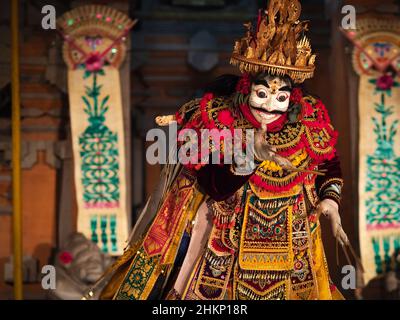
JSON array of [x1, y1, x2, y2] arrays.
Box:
[[334, 221, 349, 246]]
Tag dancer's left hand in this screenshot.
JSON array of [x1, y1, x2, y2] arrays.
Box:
[[315, 199, 349, 246]]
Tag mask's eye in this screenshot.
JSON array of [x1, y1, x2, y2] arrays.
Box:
[[277, 93, 289, 102], [256, 90, 267, 99]]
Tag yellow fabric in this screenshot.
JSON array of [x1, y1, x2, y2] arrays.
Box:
[[162, 189, 205, 265], [311, 225, 344, 300]]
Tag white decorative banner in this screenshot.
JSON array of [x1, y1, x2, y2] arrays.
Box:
[[68, 67, 128, 255], [358, 75, 400, 284], [58, 5, 135, 255], [344, 16, 400, 284]]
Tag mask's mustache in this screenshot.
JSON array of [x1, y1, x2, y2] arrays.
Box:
[[251, 106, 286, 115]]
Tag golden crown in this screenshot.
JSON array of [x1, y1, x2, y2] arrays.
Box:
[[230, 0, 316, 83]]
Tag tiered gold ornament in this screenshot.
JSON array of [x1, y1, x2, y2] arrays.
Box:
[[230, 0, 316, 83], [342, 14, 400, 76], [57, 5, 136, 69]]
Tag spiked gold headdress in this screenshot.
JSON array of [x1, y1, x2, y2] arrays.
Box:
[[230, 0, 316, 83]]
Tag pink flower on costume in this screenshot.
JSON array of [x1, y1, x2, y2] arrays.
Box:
[[218, 110, 234, 127], [236, 73, 251, 95], [290, 87, 303, 104]]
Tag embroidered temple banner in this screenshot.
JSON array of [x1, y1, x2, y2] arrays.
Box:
[[344, 16, 400, 284], [57, 6, 135, 255]]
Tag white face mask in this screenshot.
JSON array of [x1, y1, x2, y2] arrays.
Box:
[[249, 75, 292, 125]]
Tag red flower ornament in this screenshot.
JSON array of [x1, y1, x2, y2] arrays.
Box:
[[290, 87, 303, 104], [301, 100, 314, 118], [59, 251, 73, 265], [85, 52, 104, 72], [236, 73, 251, 95], [217, 109, 234, 127], [376, 74, 394, 91], [175, 111, 184, 125]]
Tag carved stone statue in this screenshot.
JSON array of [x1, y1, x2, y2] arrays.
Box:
[[48, 233, 112, 300]]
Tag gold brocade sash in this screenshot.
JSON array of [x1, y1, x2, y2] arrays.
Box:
[[238, 190, 299, 271], [114, 171, 204, 300], [236, 186, 320, 300], [143, 172, 196, 264]]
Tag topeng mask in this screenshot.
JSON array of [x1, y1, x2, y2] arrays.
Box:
[[249, 75, 292, 126]]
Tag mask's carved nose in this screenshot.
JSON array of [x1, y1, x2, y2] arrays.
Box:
[[263, 103, 274, 112]]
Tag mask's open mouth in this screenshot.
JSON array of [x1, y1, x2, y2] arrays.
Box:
[[251, 106, 286, 115]]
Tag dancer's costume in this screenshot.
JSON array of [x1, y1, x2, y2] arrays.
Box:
[[95, 0, 345, 300]]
